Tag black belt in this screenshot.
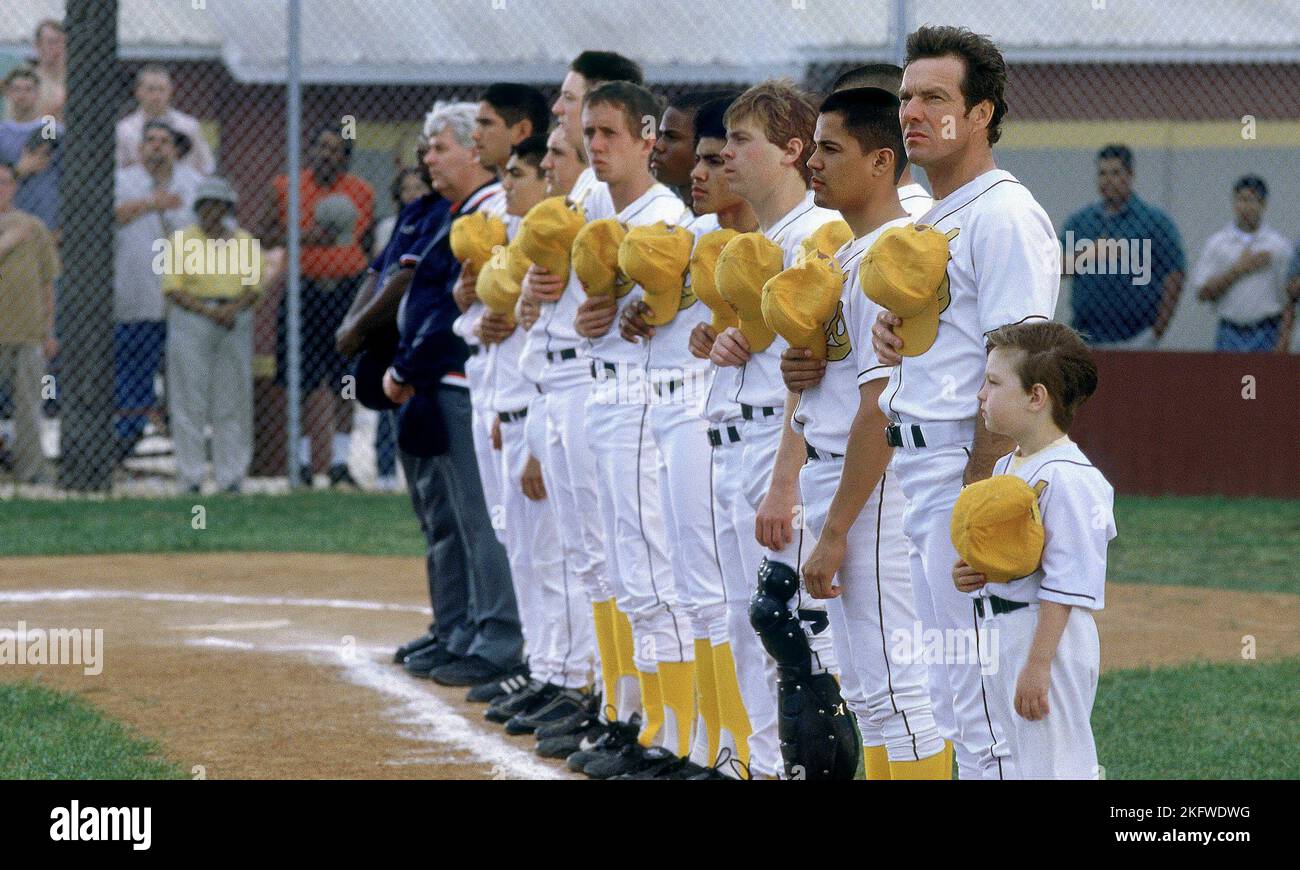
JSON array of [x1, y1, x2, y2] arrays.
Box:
[[740, 403, 778, 420], [707, 425, 741, 447], [590, 360, 618, 378], [885, 423, 926, 448], [546, 348, 578, 363], [974, 596, 1029, 618], [652, 379, 684, 397], [498, 407, 528, 423], [805, 443, 843, 461], [467, 345, 481, 357]]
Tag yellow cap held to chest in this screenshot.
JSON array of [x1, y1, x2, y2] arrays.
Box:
[[619, 222, 694, 326], [950, 475, 1045, 584], [572, 218, 630, 298], [689, 228, 739, 333], [797, 220, 853, 264], [449, 212, 508, 274], [715, 232, 785, 353], [515, 195, 585, 279], [762, 251, 846, 360], [476, 242, 524, 322], [859, 224, 951, 357]]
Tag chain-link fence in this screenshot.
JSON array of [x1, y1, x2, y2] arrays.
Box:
[[0, 0, 1296, 496]]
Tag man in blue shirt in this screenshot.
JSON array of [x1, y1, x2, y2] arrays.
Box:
[[381, 102, 523, 688], [1060, 144, 1185, 347]]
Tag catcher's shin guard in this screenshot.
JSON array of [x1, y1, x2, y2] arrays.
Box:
[[749, 558, 859, 780]]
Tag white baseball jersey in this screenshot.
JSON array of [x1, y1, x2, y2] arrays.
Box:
[[986, 437, 1115, 610], [535, 167, 614, 356], [878, 169, 1059, 425], [733, 191, 843, 410], [585, 183, 687, 366], [489, 218, 543, 414], [792, 216, 913, 456], [898, 181, 933, 221]]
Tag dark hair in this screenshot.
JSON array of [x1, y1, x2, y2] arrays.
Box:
[[818, 87, 907, 181], [135, 63, 172, 86], [1233, 174, 1268, 201], [832, 63, 903, 94], [3, 66, 38, 89], [905, 25, 1007, 146], [570, 51, 644, 87], [985, 321, 1099, 431], [143, 119, 189, 158], [312, 125, 354, 160], [1097, 143, 1133, 172], [583, 81, 664, 140], [693, 95, 737, 142], [479, 83, 551, 138], [389, 167, 428, 206], [510, 133, 549, 172], [668, 89, 740, 114]]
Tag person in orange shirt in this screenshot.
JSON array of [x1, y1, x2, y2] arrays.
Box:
[[263, 127, 374, 488]]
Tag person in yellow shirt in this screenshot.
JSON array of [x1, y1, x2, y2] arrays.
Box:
[[162, 177, 262, 493]]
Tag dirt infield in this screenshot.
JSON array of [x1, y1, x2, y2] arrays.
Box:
[[2, 553, 1296, 779]]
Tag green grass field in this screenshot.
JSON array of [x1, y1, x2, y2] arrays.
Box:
[[0, 492, 1296, 593], [0, 680, 186, 779]]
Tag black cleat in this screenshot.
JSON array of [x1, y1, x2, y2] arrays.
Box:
[[403, 644, 458, 677], [467, 664, 531, 704], [487, 681, 556, 724], [429, 655, 508, 687], [504, 688, 586, 736], [584, 744, 679, 780], [393, 632, 438, 664], [565, 717, 639, 773]]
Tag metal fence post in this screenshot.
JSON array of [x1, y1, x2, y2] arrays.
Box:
[[285, 0, 303, 489]]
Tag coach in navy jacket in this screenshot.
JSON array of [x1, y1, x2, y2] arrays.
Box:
[[382, 103, 523, 687]]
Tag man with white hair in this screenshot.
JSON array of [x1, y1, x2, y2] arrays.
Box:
[[382, 102, 524, 688]]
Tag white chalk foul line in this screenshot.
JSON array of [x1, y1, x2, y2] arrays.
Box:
[[0, 589, 428, 614], [186, 637, 566, 780]]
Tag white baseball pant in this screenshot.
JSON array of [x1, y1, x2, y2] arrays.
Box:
[[891, 443, 1002, 780], [499, 401, 592, 690], [977, 602, 1101, 779], [799, 456, 944, 762]]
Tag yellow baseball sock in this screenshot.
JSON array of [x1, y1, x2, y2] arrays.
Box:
[[613, 608, 638, 680], [941, 739, 954, 777], [693, 639, 721, 763], [889, 746, 952, 780], [658, 660, 697, 757], [863, 744, 892, 780], [590, 600, 619, 717], [636, 669, 665, 747], [711, 641, 752, 768]]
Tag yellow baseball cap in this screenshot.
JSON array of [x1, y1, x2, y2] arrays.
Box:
[[950, 475, 1045, 584], [797, 220, 853, 264], [476, 244, 521, 321], [715, 232, 785, 353], [515, 195, 585, 278], [572, 218, 630, 298], [619, 222, 694, 326], [761, 251, 846, 360], [506, 240, 532, 288], [689, 228, 739, 333], [858, 224, 951, 357], [450, 212, 508, 273]]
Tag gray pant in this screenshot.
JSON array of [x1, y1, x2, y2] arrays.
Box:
[[0, 343, 45, 482], [165, 305, 253, 489], [399, 385, 522, 668]]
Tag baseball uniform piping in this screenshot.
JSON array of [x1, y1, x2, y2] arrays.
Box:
[[973, 600, 1004, 780], [636, 403, 686, 660], [874, 470, 920, 760]]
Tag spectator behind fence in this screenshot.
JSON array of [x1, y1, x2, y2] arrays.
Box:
[[0, 161, 59, 484], [264, 127, 374, 488], [1060, 144, 1185, 348], [1, 68, 62, 238], [113, 120, 201, 459], [1191, 175, 1295, 353], [5, 20, 65, 124], [116, 64, 216, 176], [162, 177, 261, 493]]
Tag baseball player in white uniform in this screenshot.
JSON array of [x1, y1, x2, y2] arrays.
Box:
[[570, 81, 698, 771], [772, 87, 947, 779], [869, 26, 1061, 778], [708, 81, 843, 778], [957, 320, 1113, 778]]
